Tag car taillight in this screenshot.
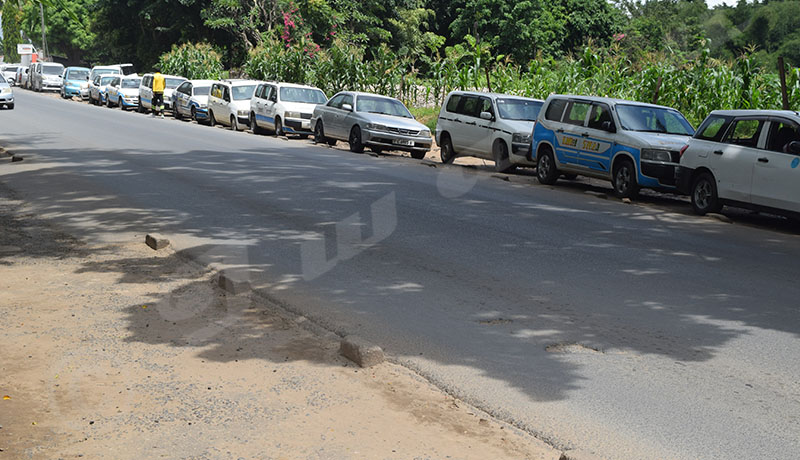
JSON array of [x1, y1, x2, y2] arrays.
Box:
[[679, 144, 689, 158]]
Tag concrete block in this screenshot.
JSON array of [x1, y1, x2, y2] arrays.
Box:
[[340, 335, 384, 367], [11, 155, 23, 162], [145, 234, 170, 250], [218, 272, 251, 295]]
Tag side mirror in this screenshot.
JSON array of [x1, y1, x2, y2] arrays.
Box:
[[787, 141, 800, 155], [601, 121, 616, 133], [480, 111, 493, 121], [342, 103, 353, 112]]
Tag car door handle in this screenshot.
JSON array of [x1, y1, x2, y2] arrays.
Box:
[[581, 132, 590, 137], [757, 157, 769, 163], [557, 129, 564, 133], [466, 121, 476, 126], [713, 150, 724, 155]]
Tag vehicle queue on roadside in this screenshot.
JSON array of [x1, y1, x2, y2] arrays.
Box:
[[3, 60, 799, 221]]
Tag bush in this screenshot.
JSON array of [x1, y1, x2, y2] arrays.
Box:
[[157, 43, 224, 80]]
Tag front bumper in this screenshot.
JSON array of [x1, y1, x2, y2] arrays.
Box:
[[363, 129, 432, 153], [121, 97, 139, 107], [64, 86, 87, 97], [42, 82, 62, 90], [193, 107, 209, 119], [0, 93, 14, 104], [284, 117, 313, 134], [674, 165, 694, 195], [640, 160, 678, 187]]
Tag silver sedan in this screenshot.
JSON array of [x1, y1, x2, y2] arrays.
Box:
[[311, 91, 432, 159]]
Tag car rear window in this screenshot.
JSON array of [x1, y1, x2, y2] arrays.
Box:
[[446, 95, 462, 113], [694, 115, 732, 142]]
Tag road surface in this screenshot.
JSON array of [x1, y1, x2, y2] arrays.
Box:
[[2, 90, 799, 459]]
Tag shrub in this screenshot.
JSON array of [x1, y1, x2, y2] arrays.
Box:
[[157, 43, 224, 80]]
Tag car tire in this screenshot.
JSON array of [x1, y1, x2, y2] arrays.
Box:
[[691, 172, 722, 215], [314, 121, 331, 145], [230, 115, 238, 131], [493, 140, 515, 173], [250, 113, 263, 134], [275, 117, 284, 137], [349, 126, 365, 153], [191, 106, 198, 122], [410, 150, 426, 160], [137, 101, 143, 113], [440, 133, 456, 164], [612, 158, 639, 199], [174, 106, 182, 120], [536, 146, 559, 185], [209, 111, 216, 127], [106, 96, 112, 108]]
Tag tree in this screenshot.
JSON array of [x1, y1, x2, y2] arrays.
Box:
[[2, 0, 22, 62], [21, 0, 95, 63]]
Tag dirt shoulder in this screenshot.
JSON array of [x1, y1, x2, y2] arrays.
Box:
[[0, 182, 560, 460]]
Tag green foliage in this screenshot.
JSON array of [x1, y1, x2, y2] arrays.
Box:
[[2, 0, 22, 62], [21, 0, 95, 63], [157, 42, 224, 79]]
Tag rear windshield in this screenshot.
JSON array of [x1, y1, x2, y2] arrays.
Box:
[[232, 85, 256, 100], [43, 65, 63, 75], [193, 86, 210, 96], [67, 69, 89, 80], [497, 98, 543, 122], [122, 78, 141, 88], [165, 78, 185, 89]]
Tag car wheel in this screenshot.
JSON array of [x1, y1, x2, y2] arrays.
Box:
[[440, 133, 456, 164], [536, 146, 559, 185], [137, 101, 143, 113], [612, 158, 639, 198], [230, 115, 239, 131], [174, 106, 182, 120], [314, 121, 330, 145], [691, 172, 722, 215], [209, 111, 216, 127], [275, 117, 284, 137], [106, 96, 112, 108], [410, 150, 426, 160], [250, 113, 262, 134], [191, 106, 198, 122], [493, 140, 515, 173], [349, 126, 365, 153]]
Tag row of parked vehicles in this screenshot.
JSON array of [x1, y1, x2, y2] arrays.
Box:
[[6, 59, 799, 221]]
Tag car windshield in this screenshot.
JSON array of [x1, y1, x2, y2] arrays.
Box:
[[165, 78, 184, 89], [616, 104, 695, 135], [43, 65, 63, 75], [356, 95, 413, 118], [100, 76, 116, 85], [232, 85, 256, 100], [280, 87, 326, 104], [193, 86, 210, 96], [122, 78, 140, 88], [68, 70, 89, 80], [497, 98, 543, 121]]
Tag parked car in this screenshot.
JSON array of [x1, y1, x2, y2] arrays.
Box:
[[0, 74, 14, 109], [171, 79, 214, 121], [31, 62, 65, 92], [14, 66, 28, 87], [89, 75, 117, 105], [676, 110, 800, 217], [311, 91, 432, 158], [106, 75, 142, 110], [249, 82, 327, 136], [60, 66, 91, 99], [436, 91, 544, 172], [138, 73, 187, 113], [1, 63, 20, 86], [207, 79, 260, 130], [531, 95, 695, 197]]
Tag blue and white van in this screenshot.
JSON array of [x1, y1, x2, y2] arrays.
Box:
[[531, 95, 695, 197]]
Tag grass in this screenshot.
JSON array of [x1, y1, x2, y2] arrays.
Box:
[[409, 106, 440, 132]]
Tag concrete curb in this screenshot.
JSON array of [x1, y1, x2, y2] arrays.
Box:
[[339, 335, 385, 367], [145, 233, 170, 250], [217, 272, 252, 295]]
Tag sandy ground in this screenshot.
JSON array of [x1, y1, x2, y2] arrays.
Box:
[[0, 181, 561, 460]]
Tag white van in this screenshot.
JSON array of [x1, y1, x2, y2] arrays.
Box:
[[138, 73, 187, 113], [31, 62, 65, 92], [207, 79, 261, 130], [436, 91, 544, 172], [249, 82, 327, 136], [531, 95, 695, 198]]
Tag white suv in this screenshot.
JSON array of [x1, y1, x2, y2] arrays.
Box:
[[31, 62, 65, 92], [677, 110, 800, 217], [207, 79, 261, 130], [249, 82, 327, 136], [436, 91, 544, 172]]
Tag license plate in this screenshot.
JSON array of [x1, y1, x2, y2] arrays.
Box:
[[393, 139, 414, 147]]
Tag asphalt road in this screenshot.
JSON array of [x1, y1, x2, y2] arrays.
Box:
[[2, 90, 799, 460]]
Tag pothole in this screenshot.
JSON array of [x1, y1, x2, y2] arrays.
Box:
[[545, 342, 601, 354], [477, 318, 513, 325]]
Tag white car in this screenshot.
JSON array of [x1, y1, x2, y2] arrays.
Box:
[[311, 91, 432, 158], [31, 62, 65, 92], [89, 75, 116, 105], [0, 74, 14, 109], [138, 73, 186, 113], [1, 64, 20, 86], [172, 79, 214, 122], [106, 75, 142, 110], [16, 66, 29, 88], [436, 91, 544, 172], [207, 79, 261, 130], [249, 82, 327, 136], [677, 110, 800, 217]]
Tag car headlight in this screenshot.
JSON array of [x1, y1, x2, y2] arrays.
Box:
[[419, 128, 431, 137], [284, 111, 302, 119], [640, 149, 672, 162], [366, 123, 387, 131], [1, 88, 11, 95], [512, 132, 532, 144], [237, 109, 248, 116]]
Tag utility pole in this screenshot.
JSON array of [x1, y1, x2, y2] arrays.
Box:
[[39, 2, 47, 60]]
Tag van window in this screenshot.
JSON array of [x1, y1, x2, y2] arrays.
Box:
[[446, 95, 462, 113], [723, 119, 764, 148], [545, 99, 567, 122], [695, 116, 731, 142], [460, 96, 481, 117], [587, 103, 613, 130], [564, 101, 591, 126], [766, 120, 800, 153]]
